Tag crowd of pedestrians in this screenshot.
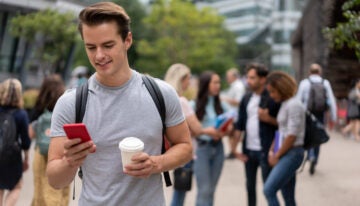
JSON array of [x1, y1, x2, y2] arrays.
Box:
[[0, 2, 359, 206]]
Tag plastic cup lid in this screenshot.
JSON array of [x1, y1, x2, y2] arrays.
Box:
[[119, 137, 144, 152]]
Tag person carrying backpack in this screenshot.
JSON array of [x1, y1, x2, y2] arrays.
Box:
[[0, 78, 31, 206], [28, 74, 69, 206], [46, 2, 192, 206], [296, 63, 337, 175]]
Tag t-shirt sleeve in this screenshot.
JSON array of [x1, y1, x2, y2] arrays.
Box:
[[156, 80, 185, 127], [50, 89, 76, 137], [286, 100, 305, 136]]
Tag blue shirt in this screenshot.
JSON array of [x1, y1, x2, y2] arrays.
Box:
[[190, 96, 231, 141]]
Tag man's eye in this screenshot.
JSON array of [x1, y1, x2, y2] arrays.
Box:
[[105, 45, 113, 49], [87, 47, 95, 51]]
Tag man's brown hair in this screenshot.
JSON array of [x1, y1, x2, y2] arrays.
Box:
[[246, 62, 269, 78], [78, 2, 131, 41]]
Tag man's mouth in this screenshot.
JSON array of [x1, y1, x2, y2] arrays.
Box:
[[96, 60, 112, 67]]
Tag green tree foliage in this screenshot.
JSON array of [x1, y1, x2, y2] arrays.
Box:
[[109, 0, 147, 66], [135, 0, 238, 77], [10, 9, 78, 74], [323, 0, 360, 59]]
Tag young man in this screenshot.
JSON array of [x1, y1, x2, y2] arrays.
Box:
[[221, 68, 246, 159], [296, 63, 337, 175], [46, 2, 192, 205], [233, 63, 280, 206]]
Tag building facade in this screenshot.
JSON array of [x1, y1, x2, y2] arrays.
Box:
[[0, 0, 84, 87], [196, 0, 273, 44], [271, 0, 306, 72], [291, 0, 360, 98], [195, 0, 306, 72]]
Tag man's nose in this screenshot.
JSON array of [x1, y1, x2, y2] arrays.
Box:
[[95, 48, 105, 60]]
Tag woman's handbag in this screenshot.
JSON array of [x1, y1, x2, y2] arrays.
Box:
[[173, 167, 193, 191], [303, 110, 330, 149]]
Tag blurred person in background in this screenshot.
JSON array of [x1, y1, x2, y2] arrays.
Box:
[[342, 78, 360, 140], [67, 65, 90, 89], [221, 68, 246, 159], [264, 71, 305, 206], [0, 78, 31, 206], [233, 63, 280, 206], [28, 74, 69, 206], [296, 63, 337, 175], [191, 71, 231, 206], [165, 63, 221, 206]]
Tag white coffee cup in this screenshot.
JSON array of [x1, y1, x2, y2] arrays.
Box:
[[118, 137, 144, 171]]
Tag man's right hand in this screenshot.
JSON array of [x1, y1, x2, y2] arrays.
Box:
[[63, 138, 96, 168]]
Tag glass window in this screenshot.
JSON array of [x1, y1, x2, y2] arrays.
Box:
[[273, 29, 294, 44], [223, 6, 259, 18], [233, 28, 256, 37], [287, 0, 306, 11], [279, 0, 285, 11]]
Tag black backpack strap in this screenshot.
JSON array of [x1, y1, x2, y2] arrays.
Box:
[[74, 82, 88, 183], [73, 82, 89, 199], [141, 74, 172, 187], [75, 81, 89, 123], [142, 75, 166, 130]]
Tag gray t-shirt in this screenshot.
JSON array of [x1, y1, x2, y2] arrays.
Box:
[[50, 70, 184, 206]]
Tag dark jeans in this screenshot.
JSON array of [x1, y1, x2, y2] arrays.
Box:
[[308, 112, 324, 163], [245, 150, 271, 206]]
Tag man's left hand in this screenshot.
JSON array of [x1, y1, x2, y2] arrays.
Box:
[[123, 152, 158, 178]]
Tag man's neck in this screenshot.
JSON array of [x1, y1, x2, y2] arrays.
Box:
[[96, 67, 132, 87], [254, 86, 265, 95]]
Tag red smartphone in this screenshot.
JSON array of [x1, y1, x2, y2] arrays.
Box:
[[63, 123, 92, 143]]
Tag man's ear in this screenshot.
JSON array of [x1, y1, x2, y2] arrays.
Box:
[[125, 32, 133, 50]]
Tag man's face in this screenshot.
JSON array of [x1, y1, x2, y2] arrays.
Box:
[[82, 21, 132, 84], [246, 69, 264, 92], [226, 71, 234, 84]]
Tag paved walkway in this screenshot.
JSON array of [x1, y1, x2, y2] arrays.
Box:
[[16, 130, 360, 205]]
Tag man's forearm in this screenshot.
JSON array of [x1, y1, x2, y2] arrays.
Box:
[[47, 158, 78, 189], [152, 142, 192, 173]]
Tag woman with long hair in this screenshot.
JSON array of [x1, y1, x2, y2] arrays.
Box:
[[264, 71, 305, 206], [165, 64, 220, 206], [28, 74, 69, 206], [0, 78, 31, 206], [193, 71, 229, 206]]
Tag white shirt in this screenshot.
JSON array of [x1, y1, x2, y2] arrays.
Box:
[[277, 97, 305, 147], [296, 74, 337, 121], [245, 94, 262, 151], [222, 79, 246, 110]]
